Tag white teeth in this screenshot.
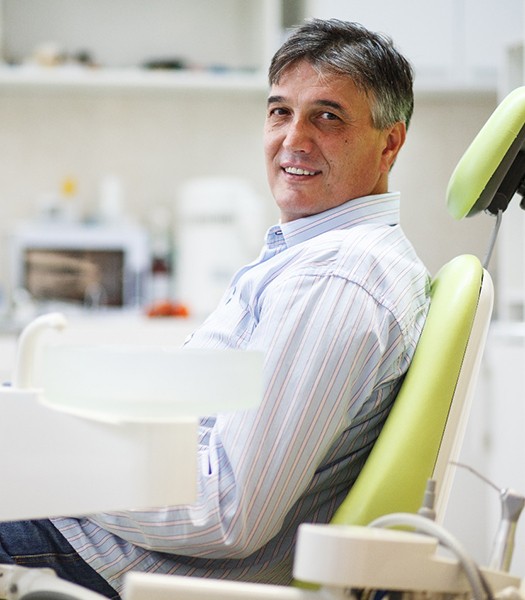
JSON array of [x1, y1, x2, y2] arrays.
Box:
[[285, 167, 316, 176]]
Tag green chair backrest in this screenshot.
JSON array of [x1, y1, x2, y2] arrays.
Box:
[[330, 253, 492, 527], [447, 86, 525, 219]]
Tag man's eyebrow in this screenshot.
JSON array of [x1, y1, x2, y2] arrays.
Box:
[[316, 99, 352, 119], [267, 95, 284, 106], [317, 99, 345, 111]]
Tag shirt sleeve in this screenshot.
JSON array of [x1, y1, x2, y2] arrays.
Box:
[[89, 270, 406, 559]]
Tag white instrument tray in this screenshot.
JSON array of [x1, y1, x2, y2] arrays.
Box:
[[0, 344, 262, 521]]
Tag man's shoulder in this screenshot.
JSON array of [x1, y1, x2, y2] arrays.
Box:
[[293, 223, 428, 306], [296, 222, 405, 270]]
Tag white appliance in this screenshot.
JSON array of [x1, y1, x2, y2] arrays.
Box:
[[175, 177, 265, 318], [8, 221, 150, 310]]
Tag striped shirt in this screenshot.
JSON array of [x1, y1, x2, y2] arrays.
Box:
[[52, 192, 430, 595]]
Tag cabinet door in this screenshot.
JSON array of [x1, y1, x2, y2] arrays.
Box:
[[304, 0, 459, 85], [483, 331, 525, 574], [303, 0, 523, 90], [464, 0, 523, 86], [1, 0, 277, 73]]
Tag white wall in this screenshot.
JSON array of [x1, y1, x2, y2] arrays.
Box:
[[0, 89, 270, 213], [394, 93, 498, 277]]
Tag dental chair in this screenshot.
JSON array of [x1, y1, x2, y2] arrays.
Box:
[[121, 87, 525, 600], [123, 253, 494, 600]]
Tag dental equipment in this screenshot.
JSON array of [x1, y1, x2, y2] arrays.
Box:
[[0, 564, 106, 600], [124, 510, 524, 600], [0, 312, 263, 520], [11, 312, 67, 389], [491, 488, 525, 572], [0, 311, 263, 599], [452, 462, 525, 573]]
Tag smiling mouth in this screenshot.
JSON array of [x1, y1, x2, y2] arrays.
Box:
[[283, 166, 319, 176]]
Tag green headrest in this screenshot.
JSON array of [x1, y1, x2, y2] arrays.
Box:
[[447, 86, 525, 219]]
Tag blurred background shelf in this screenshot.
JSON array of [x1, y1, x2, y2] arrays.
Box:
[[0, 65, 269, 93]]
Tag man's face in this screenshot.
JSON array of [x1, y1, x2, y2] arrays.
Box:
[[264, 60, 405, 223]]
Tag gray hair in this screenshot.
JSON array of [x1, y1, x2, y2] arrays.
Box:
[[268, 19, 414, 130]]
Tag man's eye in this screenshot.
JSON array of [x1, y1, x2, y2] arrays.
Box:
[[320, 111, 339, 121], [269, 107, 289, 117]]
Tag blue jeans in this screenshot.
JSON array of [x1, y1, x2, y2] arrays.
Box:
[[0, 519, 120, 599]]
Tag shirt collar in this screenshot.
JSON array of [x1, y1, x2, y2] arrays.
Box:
[[267, 192, 401, 249]]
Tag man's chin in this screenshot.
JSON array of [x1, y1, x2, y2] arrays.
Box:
[[277, 202, 318, 223]]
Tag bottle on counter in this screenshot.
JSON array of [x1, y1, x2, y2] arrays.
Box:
[[58, 176, 80, 222], [148, 205, 173, 304]]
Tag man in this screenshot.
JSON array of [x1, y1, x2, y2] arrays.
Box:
[[0, 19, 429, 599]]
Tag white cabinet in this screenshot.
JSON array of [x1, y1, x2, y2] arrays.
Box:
[[464, 0, 523, 86], [304, 0, 523, 93], [479, 325, 525, 574], [0, 0, 284, 92], [1, 0, 521, 94], [2, 0, 271, 71]]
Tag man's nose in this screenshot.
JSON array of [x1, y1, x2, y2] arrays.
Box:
[[283, 118, 313, 153]]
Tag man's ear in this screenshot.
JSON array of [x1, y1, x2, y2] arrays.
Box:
[[381, 121, 407, 172]]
